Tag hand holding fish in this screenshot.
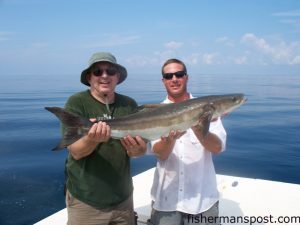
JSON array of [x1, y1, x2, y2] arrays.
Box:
[[66, 120, 112, 160], [152, 130, 186, 161], [161, 130, 186, 144], [121, 135, 147, 157], [88, 119, 111, 144]]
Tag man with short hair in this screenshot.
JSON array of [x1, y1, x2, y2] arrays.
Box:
[[148, 58, 227, 225]]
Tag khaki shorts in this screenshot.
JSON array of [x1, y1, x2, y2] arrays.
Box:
[[66, 189, 135, 225]]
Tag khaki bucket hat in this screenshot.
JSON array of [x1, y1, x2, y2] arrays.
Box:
[[81, 52, 127, 86]]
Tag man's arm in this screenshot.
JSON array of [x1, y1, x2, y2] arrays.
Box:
[[68, 121, 111, 160], [191, 117, 226, 154], [191, 127, 222, 154], [152, 130, 185, 161]]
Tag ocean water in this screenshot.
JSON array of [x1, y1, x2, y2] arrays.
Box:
[[0, 73, 299, 225]]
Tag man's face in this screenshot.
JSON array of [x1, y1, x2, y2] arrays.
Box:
[[87, 62, 120, 96], [162, 62, 188, 98]]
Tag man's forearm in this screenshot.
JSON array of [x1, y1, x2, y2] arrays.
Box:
[[68, 136, 99, 160]]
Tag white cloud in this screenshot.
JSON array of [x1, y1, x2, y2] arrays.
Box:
[[125, 56, 151, 67], [215, 36, 234, 47], [119, 33, 300, 69], [216, 36, 229, 43], [164, 41, 183, 50], [241, 33, 272, 53], [202, 53, 218, 65], [273, 10, 300, 17], [185, 53, 200, 65], [0, 31, 12, 41], [85, 34, 140, 48], [125, 52, 166, 68], [30, 42, 49, 49], [272, 10, 300, 33], [234, 56, 248, 65], [279, 19, 299, 25], [290, 55, 300, 65], [241, 33, 300, 65]]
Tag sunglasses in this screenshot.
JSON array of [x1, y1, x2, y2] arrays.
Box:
[[163, 71, 186, 80], [92, 68, 118, 77]]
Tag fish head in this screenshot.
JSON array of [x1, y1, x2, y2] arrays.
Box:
[[211, 93, 247, 118]]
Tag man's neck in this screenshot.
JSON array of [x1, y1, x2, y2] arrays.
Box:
[[167, 92, 190, 103], [90, 90, 115, 104]]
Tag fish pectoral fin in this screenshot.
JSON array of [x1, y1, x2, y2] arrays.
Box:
[[196, 105, 214, 137]]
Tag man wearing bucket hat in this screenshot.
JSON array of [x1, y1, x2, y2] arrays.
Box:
[[63, 52, 147, 225]]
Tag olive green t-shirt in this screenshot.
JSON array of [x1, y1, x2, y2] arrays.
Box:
[[63, 90, 138, 208]]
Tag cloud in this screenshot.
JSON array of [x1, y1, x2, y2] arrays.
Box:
[[139, 42, 184, 65], [279, 19, 300, 25], [272, 10, 300, 32], [85, 34, 140, 48], [290, 55, 300, 64], [30, 42, 49, 49], [164, 41, 183, 50], [117, 33, 300, 68], [234, 56, 248, 65], [241, 33, 300, 65], [241, 33, 273, 53], [0, 31, 12, 41], [184, 53, 201, 65], [272, 10, 300, 17], [125, 55, 154, 67], [215, 36, 234, 47], [202, 53, 218, 65]]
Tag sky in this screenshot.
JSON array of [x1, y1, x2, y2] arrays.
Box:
[[1, 0, 300, 77]]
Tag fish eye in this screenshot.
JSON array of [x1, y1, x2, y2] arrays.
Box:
[[232, 96, 239, 103]]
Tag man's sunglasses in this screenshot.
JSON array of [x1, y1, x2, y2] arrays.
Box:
[[163, 71, 186, 80], [92, 68, 118, 77]]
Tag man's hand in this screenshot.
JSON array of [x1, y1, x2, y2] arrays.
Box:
[[68, 119, 111, 160], [121, 135, 147, 157], [152, 130, 186, 161], [87, 119, 111, 144], [160, 130, 186, 144]]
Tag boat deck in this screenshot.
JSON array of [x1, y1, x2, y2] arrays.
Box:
[[35, 168, 300, 225]]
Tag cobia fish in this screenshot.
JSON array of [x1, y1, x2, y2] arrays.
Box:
[[45, 93, 246, 150]]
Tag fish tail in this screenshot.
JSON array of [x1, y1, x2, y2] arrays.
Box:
[[45, 107, 90, 127], [45, 107, 92, 150], [52, 127, 83, 151]]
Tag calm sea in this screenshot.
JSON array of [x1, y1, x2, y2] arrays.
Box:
[[0, 73, 299, 225]]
